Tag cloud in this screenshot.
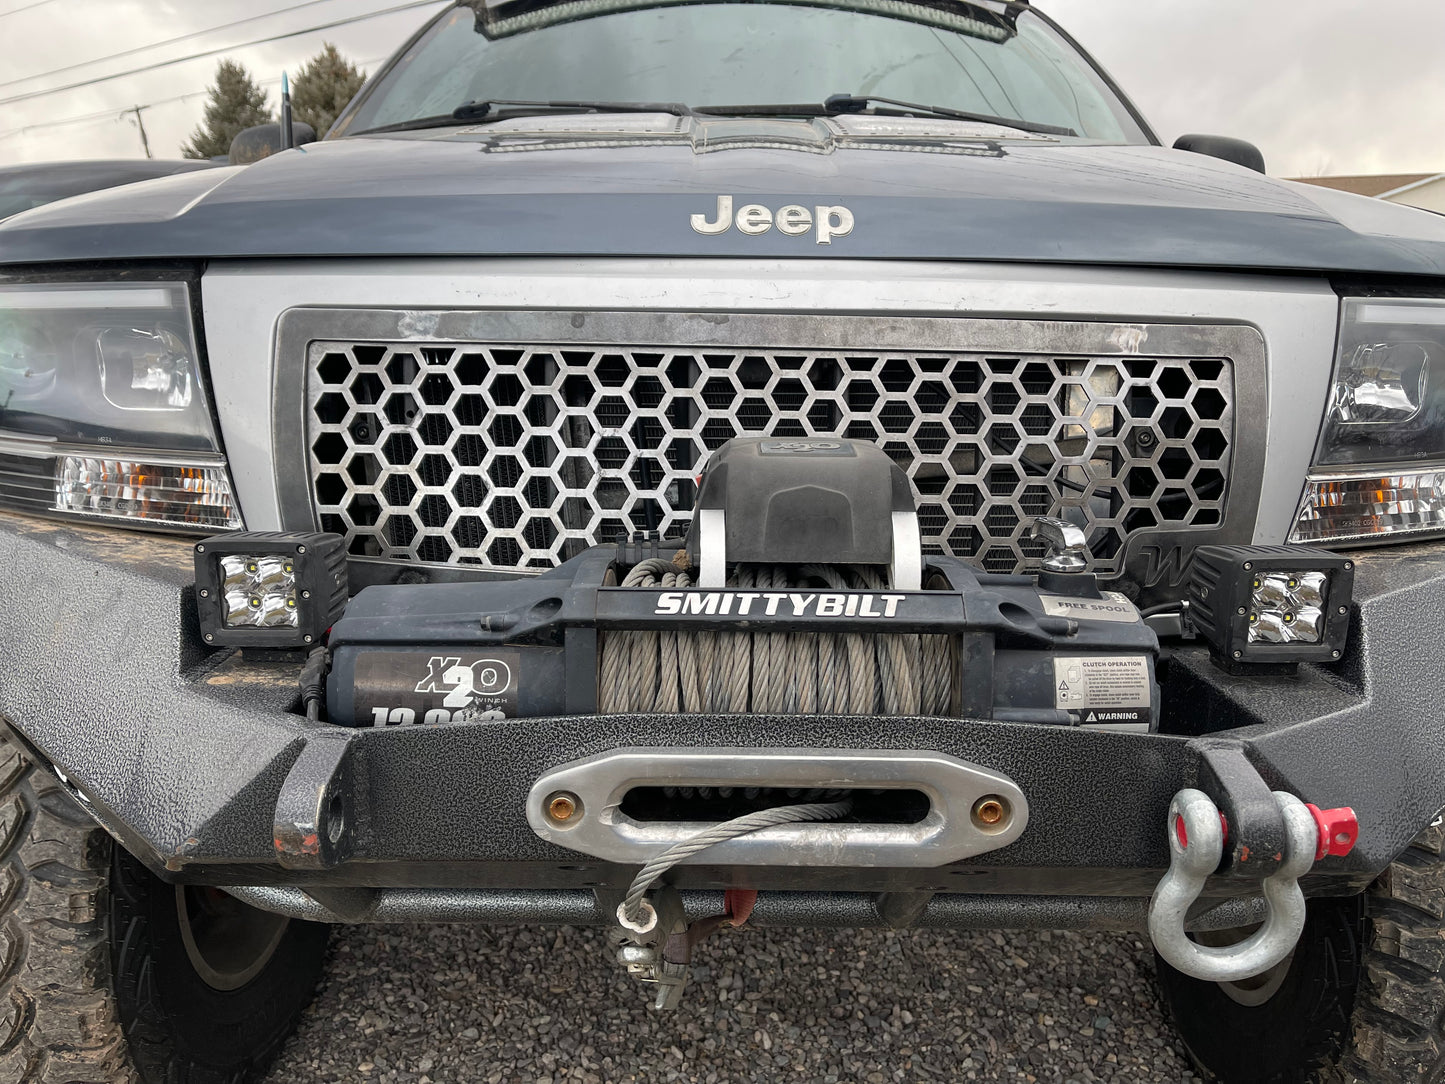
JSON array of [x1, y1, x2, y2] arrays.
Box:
[[1045, 0, 1445, 176]]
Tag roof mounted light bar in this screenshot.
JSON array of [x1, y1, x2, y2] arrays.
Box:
[[462, 0, 1017, 41]]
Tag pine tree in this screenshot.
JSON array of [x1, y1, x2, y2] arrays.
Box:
[[290, 43, 367, 139], [182, 60, 271, 159]]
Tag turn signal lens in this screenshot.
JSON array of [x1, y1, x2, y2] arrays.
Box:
[[1292, 470, 1445, 544], [54, 456, 241, 530]]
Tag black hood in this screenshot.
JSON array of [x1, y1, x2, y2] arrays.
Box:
[[3, 116, 1444, 276]]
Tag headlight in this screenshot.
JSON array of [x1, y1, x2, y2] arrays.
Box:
[[0, 280, 242, 531], [1293, 298, 1445, 544]]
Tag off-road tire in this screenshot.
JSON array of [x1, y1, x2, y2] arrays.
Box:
[[1156, 815, 1445, 1083], [0, 726, 329, 1083]]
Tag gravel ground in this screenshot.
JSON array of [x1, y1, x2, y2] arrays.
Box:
[[267, 924, 1205, 1084]]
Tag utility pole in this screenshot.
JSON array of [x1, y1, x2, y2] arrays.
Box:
[[127, 104, 151, 158]]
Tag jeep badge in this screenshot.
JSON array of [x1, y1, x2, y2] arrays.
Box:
[[690, 194, 854, 244]]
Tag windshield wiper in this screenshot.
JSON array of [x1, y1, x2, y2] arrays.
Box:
[[822, 94, 1076, 137], [350, 100, 693, 135], [454, 99, 692, 121], [693, 95, 1075, 137]]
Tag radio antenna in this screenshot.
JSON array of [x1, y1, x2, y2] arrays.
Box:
[[279, 71, 294, 150]]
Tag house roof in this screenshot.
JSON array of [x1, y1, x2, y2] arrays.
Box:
[[1290, 173, 1440, 197]]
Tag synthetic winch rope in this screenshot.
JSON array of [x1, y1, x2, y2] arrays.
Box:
[[599, 558, 952, 715], [620, 799, 854, 926]]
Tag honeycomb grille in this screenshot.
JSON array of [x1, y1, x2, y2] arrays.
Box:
[[306, 340, 1234, 574]]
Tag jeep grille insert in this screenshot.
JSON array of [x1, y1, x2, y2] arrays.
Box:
[[304, 330, 1234, 574]]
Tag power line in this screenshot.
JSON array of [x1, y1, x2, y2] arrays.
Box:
[[0, 62, 383, 140], [0, 0, 351, 92], [0, 0, 64, 18], [0, 0, 442, 108], [0, 90, 220, 141], [0, 94, 208, 143], [0, 58, 387, 142], [0, 105, 131, 140]]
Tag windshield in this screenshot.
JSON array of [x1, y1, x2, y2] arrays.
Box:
[[336, 1, 1148, 142]]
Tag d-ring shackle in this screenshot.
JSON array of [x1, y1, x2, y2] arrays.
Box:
[[1148, 788, 1318, 983]]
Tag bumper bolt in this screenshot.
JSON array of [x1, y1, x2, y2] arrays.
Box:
[[548, 792, 580, 823], [972, 795, 1008, 829]]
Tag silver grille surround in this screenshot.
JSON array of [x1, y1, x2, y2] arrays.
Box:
[[286, 310, 1248, 576]]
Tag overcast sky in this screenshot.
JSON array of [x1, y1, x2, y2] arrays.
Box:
[[0, 0, 1441, 178]]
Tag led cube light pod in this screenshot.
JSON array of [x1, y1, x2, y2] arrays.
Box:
[[194, 532, 348, 647], [1186, 545, 1354, 668]]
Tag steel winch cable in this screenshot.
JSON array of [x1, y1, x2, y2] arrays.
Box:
[[619, 799, 854, 927], [598, 558, 953, 716]]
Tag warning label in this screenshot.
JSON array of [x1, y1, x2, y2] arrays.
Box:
[[1039, 591, 1140, 623], [1053, 655, 1151, 728]]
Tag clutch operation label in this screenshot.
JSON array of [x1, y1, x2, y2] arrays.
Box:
[[1053, 655, 1151, 727], [1039, 591, 1140, 623]]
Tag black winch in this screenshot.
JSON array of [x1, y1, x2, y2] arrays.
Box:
[[323, 437, 1160, 729]]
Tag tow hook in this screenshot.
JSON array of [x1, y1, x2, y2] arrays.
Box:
[[613, 885, 692, 1010], [613, 887, 757, 1010], [1148, 788, 1358, 982], [609, 797, 842, 1009]]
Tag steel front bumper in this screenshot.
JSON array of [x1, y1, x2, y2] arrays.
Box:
[[2, 510, 1441, 929]]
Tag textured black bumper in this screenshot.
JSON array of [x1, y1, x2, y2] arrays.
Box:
[[2, 511, 1441, 916]]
